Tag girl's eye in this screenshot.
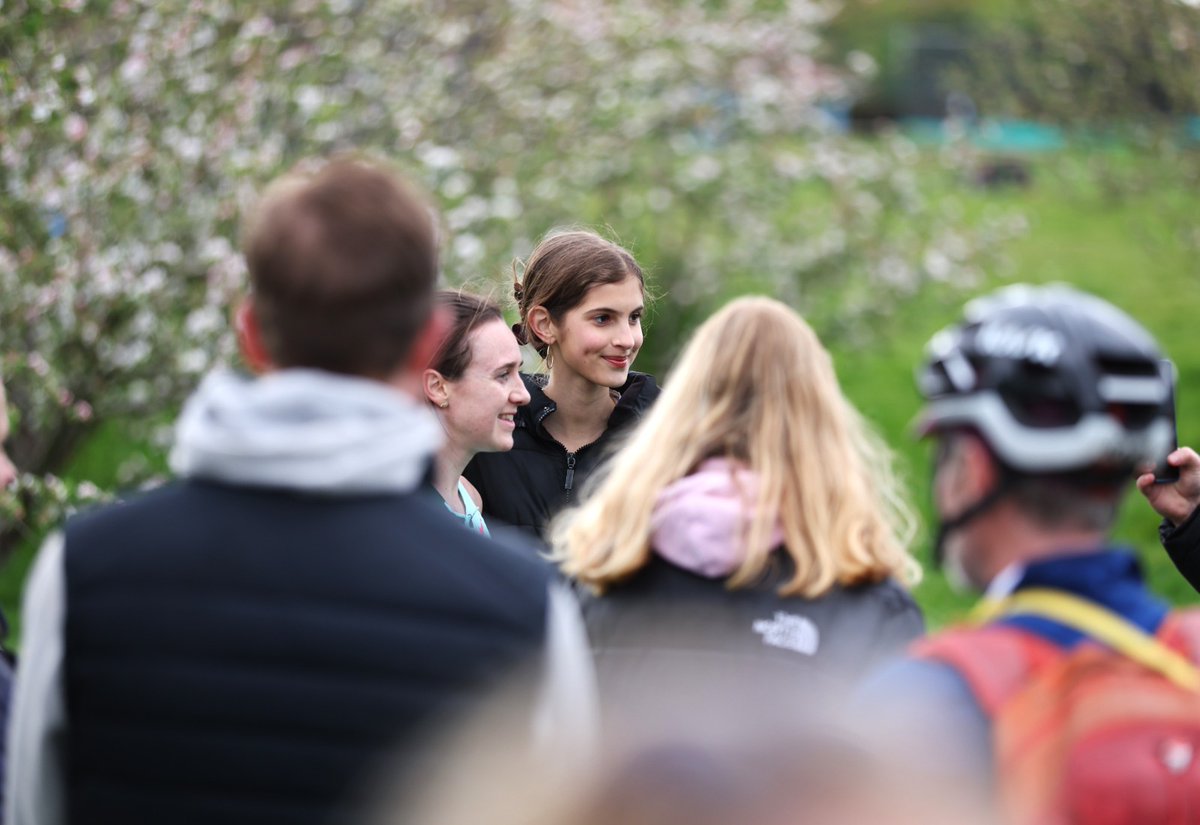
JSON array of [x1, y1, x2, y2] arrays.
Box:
[[631, 313, 642, 324], [593, 314, 610, 325]]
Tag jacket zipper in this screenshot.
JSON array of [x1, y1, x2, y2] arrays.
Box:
[[562, 438, 600, 501], [564, 453, 576, 492]]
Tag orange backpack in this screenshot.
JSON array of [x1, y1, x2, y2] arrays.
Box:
[[915, 590, 1200, 825]]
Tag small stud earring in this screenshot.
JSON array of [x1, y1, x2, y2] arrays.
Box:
[[439, 400, 449, 409]]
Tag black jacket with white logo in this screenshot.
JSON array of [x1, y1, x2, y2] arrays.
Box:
[[581, 555, 924, 708]]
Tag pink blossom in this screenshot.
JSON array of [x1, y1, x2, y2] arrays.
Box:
[[64, 113, 88, 142]]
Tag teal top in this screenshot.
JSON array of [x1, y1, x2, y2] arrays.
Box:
[[445, 479, 490, 537]]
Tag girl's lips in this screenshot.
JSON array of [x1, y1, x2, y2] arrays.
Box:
[[603, 356, 629, 368]]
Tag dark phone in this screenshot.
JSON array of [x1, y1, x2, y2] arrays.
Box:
[[1154, 359, 1179, 484]]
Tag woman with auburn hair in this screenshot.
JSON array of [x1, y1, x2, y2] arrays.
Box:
[[550, 296, 923, 688], [465, 229, 659, 538]]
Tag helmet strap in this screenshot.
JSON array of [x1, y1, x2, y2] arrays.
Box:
[[931, 468, 1015, 569]]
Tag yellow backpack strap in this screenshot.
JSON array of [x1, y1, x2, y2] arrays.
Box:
[[970, 588, 1200, 691]]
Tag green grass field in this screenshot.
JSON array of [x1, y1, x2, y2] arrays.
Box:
[[2, 147, 1198, 642]]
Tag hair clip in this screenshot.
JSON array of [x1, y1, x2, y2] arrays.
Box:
[[510, 256, 527, 304]]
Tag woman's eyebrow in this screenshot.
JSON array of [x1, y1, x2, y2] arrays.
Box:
[[587, 305, 644, 314]]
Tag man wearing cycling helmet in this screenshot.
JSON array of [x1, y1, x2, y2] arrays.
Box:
[[860, 284, 1185, 815]]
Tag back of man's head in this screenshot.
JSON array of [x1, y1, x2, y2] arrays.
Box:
[[242, 158, 438, 378], [918, 284, 1174, 529]]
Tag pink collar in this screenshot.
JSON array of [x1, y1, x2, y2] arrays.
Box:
[[650, 457, 783, 578]]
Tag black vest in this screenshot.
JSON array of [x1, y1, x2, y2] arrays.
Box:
[[62, 479, 548, 825]]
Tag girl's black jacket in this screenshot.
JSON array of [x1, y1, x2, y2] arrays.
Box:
[[464, 371, 659, 538]]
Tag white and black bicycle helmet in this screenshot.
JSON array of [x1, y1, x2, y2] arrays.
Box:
[[917, 283, 1173, 479]]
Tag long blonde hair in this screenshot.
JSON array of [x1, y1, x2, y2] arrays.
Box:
[[550, 296, 920, 597]]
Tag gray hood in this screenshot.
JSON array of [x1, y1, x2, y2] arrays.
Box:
[[170, 368, 442, 495]]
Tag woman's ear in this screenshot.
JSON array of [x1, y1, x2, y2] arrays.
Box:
[[525, 306, 556, 350], [423, 369, 449, 408], [235, 297, 274, 374]]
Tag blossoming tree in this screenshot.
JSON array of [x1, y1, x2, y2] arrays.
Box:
[[0, 0, 1002, 555]]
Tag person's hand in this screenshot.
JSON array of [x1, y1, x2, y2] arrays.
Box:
[[1137, 447, 1200, 527]]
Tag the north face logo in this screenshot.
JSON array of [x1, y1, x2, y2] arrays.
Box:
[[752, 611, 820, 655]]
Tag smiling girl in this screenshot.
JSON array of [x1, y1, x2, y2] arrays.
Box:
[[464, 230, 660, 537], [424, 290, 531, 536]]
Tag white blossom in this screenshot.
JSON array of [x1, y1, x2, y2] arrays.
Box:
[[1, 0, 995, 544]]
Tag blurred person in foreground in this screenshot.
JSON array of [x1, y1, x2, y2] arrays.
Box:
[[861, 284, 1198, 824], [391, 731, 978, 825], [374, 660, 989, 825], [549, 296, 923, 727], [1139, 446, 1200, 592], [5, 158, 593, 825]]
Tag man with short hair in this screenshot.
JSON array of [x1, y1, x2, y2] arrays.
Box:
[[6, 158, 592, 825], [862, 284, 1191, 823]]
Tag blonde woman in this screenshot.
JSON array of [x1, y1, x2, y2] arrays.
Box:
[[550, 296, 923, 693]]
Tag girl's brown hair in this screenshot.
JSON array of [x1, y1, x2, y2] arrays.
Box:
[[513, 229, 645, 357], [430, 289, 504, 380]]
